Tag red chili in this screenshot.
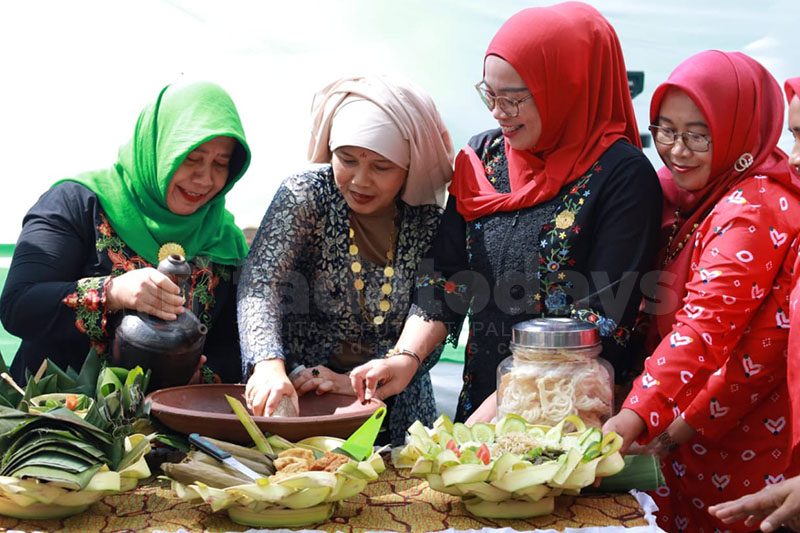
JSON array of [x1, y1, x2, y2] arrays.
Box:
[[446, 439, 461, 458], [477, 443, 491, 465]]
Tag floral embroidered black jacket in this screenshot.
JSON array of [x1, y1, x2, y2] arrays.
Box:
[[1, 182, 241, 384], [411, 130, 662, 421]]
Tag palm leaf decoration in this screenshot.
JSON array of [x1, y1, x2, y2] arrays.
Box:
[[0, 350, 152, 518]]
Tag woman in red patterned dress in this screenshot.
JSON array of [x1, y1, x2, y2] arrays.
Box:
[[604, 54, 800, 533], [705, 78, 800, 533]]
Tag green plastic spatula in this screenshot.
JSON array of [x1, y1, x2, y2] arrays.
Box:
[[331, 406, 387, 461]]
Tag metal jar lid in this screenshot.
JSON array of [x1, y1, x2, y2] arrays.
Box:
[[511, 318, 600, 348]]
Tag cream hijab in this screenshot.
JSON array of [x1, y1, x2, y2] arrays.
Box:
[[308, 75, 454, 207]]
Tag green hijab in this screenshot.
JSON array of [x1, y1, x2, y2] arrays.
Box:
[[57, 81, 251, 266]]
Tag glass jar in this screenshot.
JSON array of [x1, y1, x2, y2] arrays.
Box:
[[497, 318, 613, 428]]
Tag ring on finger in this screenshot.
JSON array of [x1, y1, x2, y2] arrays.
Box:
[[311, 368, 320, 377]]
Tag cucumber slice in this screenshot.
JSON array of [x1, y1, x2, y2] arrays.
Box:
[[470, 423, 495, 444], [527, 426, 547, 439], [452, 423, 473, 444], [496, 414, 528, 435], [436, 429, 455, 448], [544, 419, 566, 444]]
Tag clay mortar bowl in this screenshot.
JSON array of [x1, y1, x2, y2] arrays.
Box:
[[146, 384, 386, 442]]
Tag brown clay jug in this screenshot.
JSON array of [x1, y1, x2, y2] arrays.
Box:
[[111, 254, 207, 391]]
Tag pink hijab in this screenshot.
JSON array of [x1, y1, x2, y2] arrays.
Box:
[[449, 2, 640, 221], [654, 51, 797, 338]]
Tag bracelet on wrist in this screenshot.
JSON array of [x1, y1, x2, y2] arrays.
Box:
[[656, 430, 679, 454], [385, 347, 421, 369]]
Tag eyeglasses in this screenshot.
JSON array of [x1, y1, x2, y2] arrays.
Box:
[[474, 82, 532, 118], [648, 124, 712, 153]]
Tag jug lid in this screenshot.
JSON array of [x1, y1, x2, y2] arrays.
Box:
[[511, 318, 599, 348]]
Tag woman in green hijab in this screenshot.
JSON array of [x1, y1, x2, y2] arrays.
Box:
[[0, 81, 251, 385]]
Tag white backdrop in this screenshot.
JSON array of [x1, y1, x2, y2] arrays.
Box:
[[1, 0, 798, 244]]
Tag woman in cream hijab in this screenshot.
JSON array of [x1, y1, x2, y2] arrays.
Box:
[[237, 75, 453, 444]]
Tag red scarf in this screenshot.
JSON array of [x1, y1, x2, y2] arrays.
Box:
[[786, 78, 800, 180], [450, 2, 640, 221], [653, 52, 798, 340]]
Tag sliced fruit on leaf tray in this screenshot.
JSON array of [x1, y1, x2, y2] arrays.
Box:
[[396, 413, 629, 518]]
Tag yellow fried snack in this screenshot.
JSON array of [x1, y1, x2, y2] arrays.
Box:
[[309, 452, 351, 472], [273, 456, 309, 471], [278, 448, 315, 462]]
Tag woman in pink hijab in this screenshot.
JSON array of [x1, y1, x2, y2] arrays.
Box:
[[237, 74, 454, 445], [707, 77, 800, 533], [604, 55, 800, 532]]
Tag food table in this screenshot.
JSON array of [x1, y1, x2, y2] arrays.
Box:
[[0, 457, 663, 533]]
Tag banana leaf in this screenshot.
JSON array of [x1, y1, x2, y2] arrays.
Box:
[[0, 408, 111, 447], [97, 367, 123, 399], [2, 450, 96, 476], [0, 407, 30, 437], [75, 348, 102, 396], [38, 362, 79, 393], [3, 431, 106, 467], [0, 359, 23, 408], [585, 454, 665, 492], [2, 440, 104, 473], [115, 437, 150, 472], [11, 463, 103, 491], [80, 399, 112, 433]]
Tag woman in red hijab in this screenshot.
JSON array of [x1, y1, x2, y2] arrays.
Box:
[[705, 77, 800, 533], [604, 56, 800, 532], [350, 2, 661, 422]]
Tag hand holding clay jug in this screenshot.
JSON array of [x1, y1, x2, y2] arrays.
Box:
[[111, 254, 207, 390]]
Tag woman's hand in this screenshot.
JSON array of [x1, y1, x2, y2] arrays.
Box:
[[466, 392, 497, 425], [106, 268, 185, 320], [602, 408, 647, 454], [708, 475, 800, 532], [245, 359, 298, 416], [634, 416, 696, 457], [350, 355, 417, 402], [291, 365, 354, 396], [187, 355, 208, 384]]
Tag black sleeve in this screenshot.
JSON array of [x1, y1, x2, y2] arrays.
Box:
[[571, 146, 662, 378], [202, 275, 242, 383], [0, 183, 106, 342], [409, 194, 472, 346]]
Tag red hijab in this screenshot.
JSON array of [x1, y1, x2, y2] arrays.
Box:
[[786, 77, 800, 109], [787, 78, 800, 179], [654, 51, 796, 339], [450, 1, 640, 221]]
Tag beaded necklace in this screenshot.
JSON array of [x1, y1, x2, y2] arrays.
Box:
[[348, 212, 398, 326], [662, 207, 700, 267]]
